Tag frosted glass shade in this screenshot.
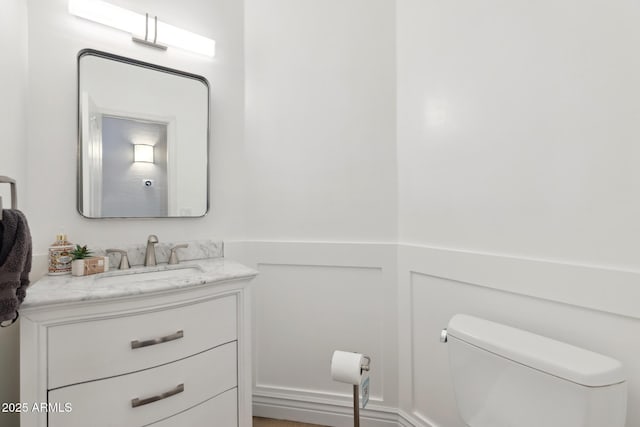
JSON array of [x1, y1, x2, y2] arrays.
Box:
[[68, 0, 216, 57], [134, 144, 154, 163]]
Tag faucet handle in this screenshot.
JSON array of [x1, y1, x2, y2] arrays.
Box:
[[105, 249, 130, 270], [168, 244, 189, 265]]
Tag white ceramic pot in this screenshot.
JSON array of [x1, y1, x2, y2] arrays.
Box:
[[71, 259, 85, 276]]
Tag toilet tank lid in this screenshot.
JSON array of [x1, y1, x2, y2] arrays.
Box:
[[447, 314, 625, 387]]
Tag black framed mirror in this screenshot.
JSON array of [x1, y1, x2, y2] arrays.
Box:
[[77, 49, 209, 218]]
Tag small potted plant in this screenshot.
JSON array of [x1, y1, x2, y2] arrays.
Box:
[[71, 245, 93, 276]]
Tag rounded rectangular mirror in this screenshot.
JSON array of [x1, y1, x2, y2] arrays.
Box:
[[77, 49, 209, 218]]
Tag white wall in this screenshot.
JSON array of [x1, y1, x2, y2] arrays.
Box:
[[244, 0, 397, 242], [0, 1, 28, 205], [229, 242, 399, 427], [0, 1, 28, 426], [397, 0, 640, 269], [242, 0, 398, 425], [25, 0, 246, 261], [397, 1, 640, 426]]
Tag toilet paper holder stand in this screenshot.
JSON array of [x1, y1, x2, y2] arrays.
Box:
[[352, 355, 371, 427]]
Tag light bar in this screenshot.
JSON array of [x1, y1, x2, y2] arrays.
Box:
[[68, 0, 215, 57]]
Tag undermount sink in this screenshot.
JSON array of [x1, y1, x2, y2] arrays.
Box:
[[96, 265, 204, 286]]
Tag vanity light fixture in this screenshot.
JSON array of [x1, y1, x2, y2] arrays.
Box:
[[134, 144, 154, 163], [68, 0, 216, 57]]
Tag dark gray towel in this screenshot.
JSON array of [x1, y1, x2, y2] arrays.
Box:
[[0, 209, 32, 325]]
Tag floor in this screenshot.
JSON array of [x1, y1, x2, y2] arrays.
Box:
[[253, 417, 327, 427]]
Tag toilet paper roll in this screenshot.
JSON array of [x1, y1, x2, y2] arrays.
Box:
[[331, 350, 364, 385]]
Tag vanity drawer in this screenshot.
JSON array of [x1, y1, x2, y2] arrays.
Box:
[[48, 342, 237, 427], [150, 388, 237, 426], [48, 294, 237, 388]]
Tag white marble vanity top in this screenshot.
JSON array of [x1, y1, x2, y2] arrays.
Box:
[[23, 258, 257, 309]]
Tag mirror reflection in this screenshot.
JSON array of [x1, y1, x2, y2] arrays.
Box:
[[78, 50, 209, 218]]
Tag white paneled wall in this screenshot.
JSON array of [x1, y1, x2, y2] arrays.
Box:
[[229, 240, 640, 427], [245, 1, 640, 426], [227, 242, 399, 427], [243, 1, 398, 422], [255, 264, 384, 397], [398, 245, 640, 427], [396, 1, 640, 426]]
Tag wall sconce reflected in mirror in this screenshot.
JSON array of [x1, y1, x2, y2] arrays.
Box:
[[134, 144, 154, 163]]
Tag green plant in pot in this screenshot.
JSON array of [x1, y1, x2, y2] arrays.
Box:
[[71, 245, 93, 276], [71, 245, 93, 260]]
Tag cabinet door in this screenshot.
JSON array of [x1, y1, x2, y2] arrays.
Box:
[[151, 388, 237, 427]]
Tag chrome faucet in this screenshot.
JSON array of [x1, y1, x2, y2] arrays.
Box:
[[144, 235, 159, 266], [168, 244, 189, 265]]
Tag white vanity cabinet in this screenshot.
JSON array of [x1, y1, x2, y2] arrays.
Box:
[[20, 260, 256, 427]]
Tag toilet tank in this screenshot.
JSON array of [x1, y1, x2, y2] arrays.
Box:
[[445, 315, 627, 427]]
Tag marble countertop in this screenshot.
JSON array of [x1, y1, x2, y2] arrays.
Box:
[[23, 258, 257, 309]]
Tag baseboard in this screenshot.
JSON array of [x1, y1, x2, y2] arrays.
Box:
[[253, 392, 410, 427], [397, 410, 439, 427], [252, 392, 438, 427]]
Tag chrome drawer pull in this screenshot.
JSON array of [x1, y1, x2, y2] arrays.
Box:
[[131, 330, 184, 349], [131, 383, 184, 408]]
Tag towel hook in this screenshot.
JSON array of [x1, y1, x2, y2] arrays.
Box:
[[0, 176, 17, 221]]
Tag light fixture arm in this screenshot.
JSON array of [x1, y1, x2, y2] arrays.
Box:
[[154, 15, 158, 44], [132, 13, 167, 51]]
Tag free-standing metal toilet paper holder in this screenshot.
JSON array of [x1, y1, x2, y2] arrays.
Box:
[[352, 355, 371, 427]]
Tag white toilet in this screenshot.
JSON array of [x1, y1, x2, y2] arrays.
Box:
[[442, 314, 627, 427]]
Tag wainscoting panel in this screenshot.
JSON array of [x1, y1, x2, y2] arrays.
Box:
[[225, 242, 640, 427], [254, 263, 384, 397], [399, 244, 640, 427], [226, 242, 399, 426]]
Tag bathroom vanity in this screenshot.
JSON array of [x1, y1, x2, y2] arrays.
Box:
[[20, 258, 257, 427]]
